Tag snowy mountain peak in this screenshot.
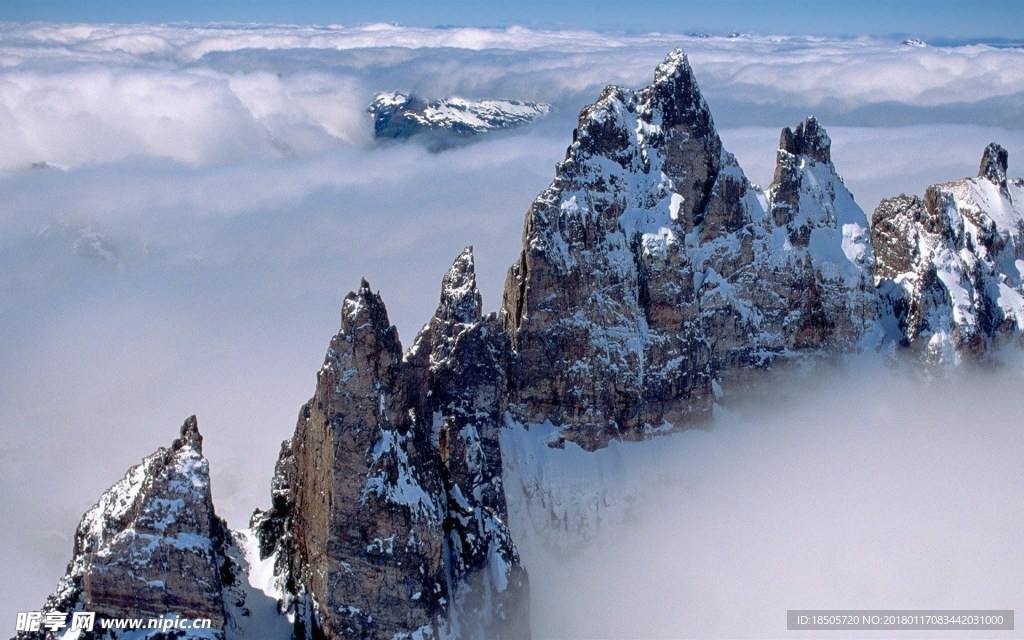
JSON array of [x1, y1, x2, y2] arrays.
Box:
[[979, 142, 1010, 194], [368, 91, 550, 147], [647, 47, 706, 112], [769, 117, 870, 262], [779, 115, 831, 165], [24, 416, 254, 639], [654, 47, 690, 78], [340, 278, 396, 343], [437, 245, 482, 325], [500, 52, 885, 448], [646, 48, 715, 130], [872, 144, 1024, 362]]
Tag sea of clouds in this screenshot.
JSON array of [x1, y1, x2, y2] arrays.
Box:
[[506, 363, 1024, 638], [1, 21, 1023, 635]]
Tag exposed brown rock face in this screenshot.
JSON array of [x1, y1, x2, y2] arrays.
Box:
[[23, 417, 240, 639], [872, 145, 1024, 363], [254, 249, 527, 640], [501, 51, 874, 449], [282, 279, 449, 638], [871, 194, 927, 283]]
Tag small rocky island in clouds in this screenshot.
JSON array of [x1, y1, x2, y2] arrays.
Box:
[[368, 92, 550, 149], [19, 48, 1024, 639]]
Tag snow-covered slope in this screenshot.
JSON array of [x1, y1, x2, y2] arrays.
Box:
[[873, 143, 1024, 363]]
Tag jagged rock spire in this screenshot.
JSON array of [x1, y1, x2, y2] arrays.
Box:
[[418, 249, 530, 639], [873, 141, 1024, 363], [646, 48, 716, 135], [437, 246, 482, 325], [27, 416, 239, 638], [979, 142, 1009, 194], [779, 116, 831, 165], [340, 278, 400, 347], [643, 48, 723, 230], [280, 278, 447, 638], [769, 116, 868, 260], [501, 47, 761, 446], [174, 414, 203, 452], [565, 48, 726, 234], [255, 267, 528, 639]]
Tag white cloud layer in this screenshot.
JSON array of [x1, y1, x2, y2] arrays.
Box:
[[1, 23, 1023, 169], [0, 66, 372, 168], [508, 364, 1024, 638], [1, 21, 1023, 633]]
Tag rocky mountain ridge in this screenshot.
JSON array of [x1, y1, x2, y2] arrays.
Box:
[[22, 48, 1024, 639], [873, 142, 1024, 363], [500, 50, 874, 448]]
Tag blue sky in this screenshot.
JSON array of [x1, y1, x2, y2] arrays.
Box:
[[2, 0, 1021, 40]]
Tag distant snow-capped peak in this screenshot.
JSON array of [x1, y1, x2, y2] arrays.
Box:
[[368, 91, 550, 142]]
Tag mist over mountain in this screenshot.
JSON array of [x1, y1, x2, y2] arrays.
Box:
[[3, 22, 1024, 639], [511, 361, 1024, 638]]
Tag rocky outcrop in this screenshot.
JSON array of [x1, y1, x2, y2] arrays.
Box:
[[21, 417, 245, 639], [873, 144, 1024, 363], [777, 116, 831, 166], [980, 142, 1010, 195], [500, 50, 873, 449], [761, 116, 875, 352], [256, 279, 449, 639], [500, 50, 733, 447], [369, 92, 550, 149], [406, 248, 529, 639], [253, 249, 527, 639]]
